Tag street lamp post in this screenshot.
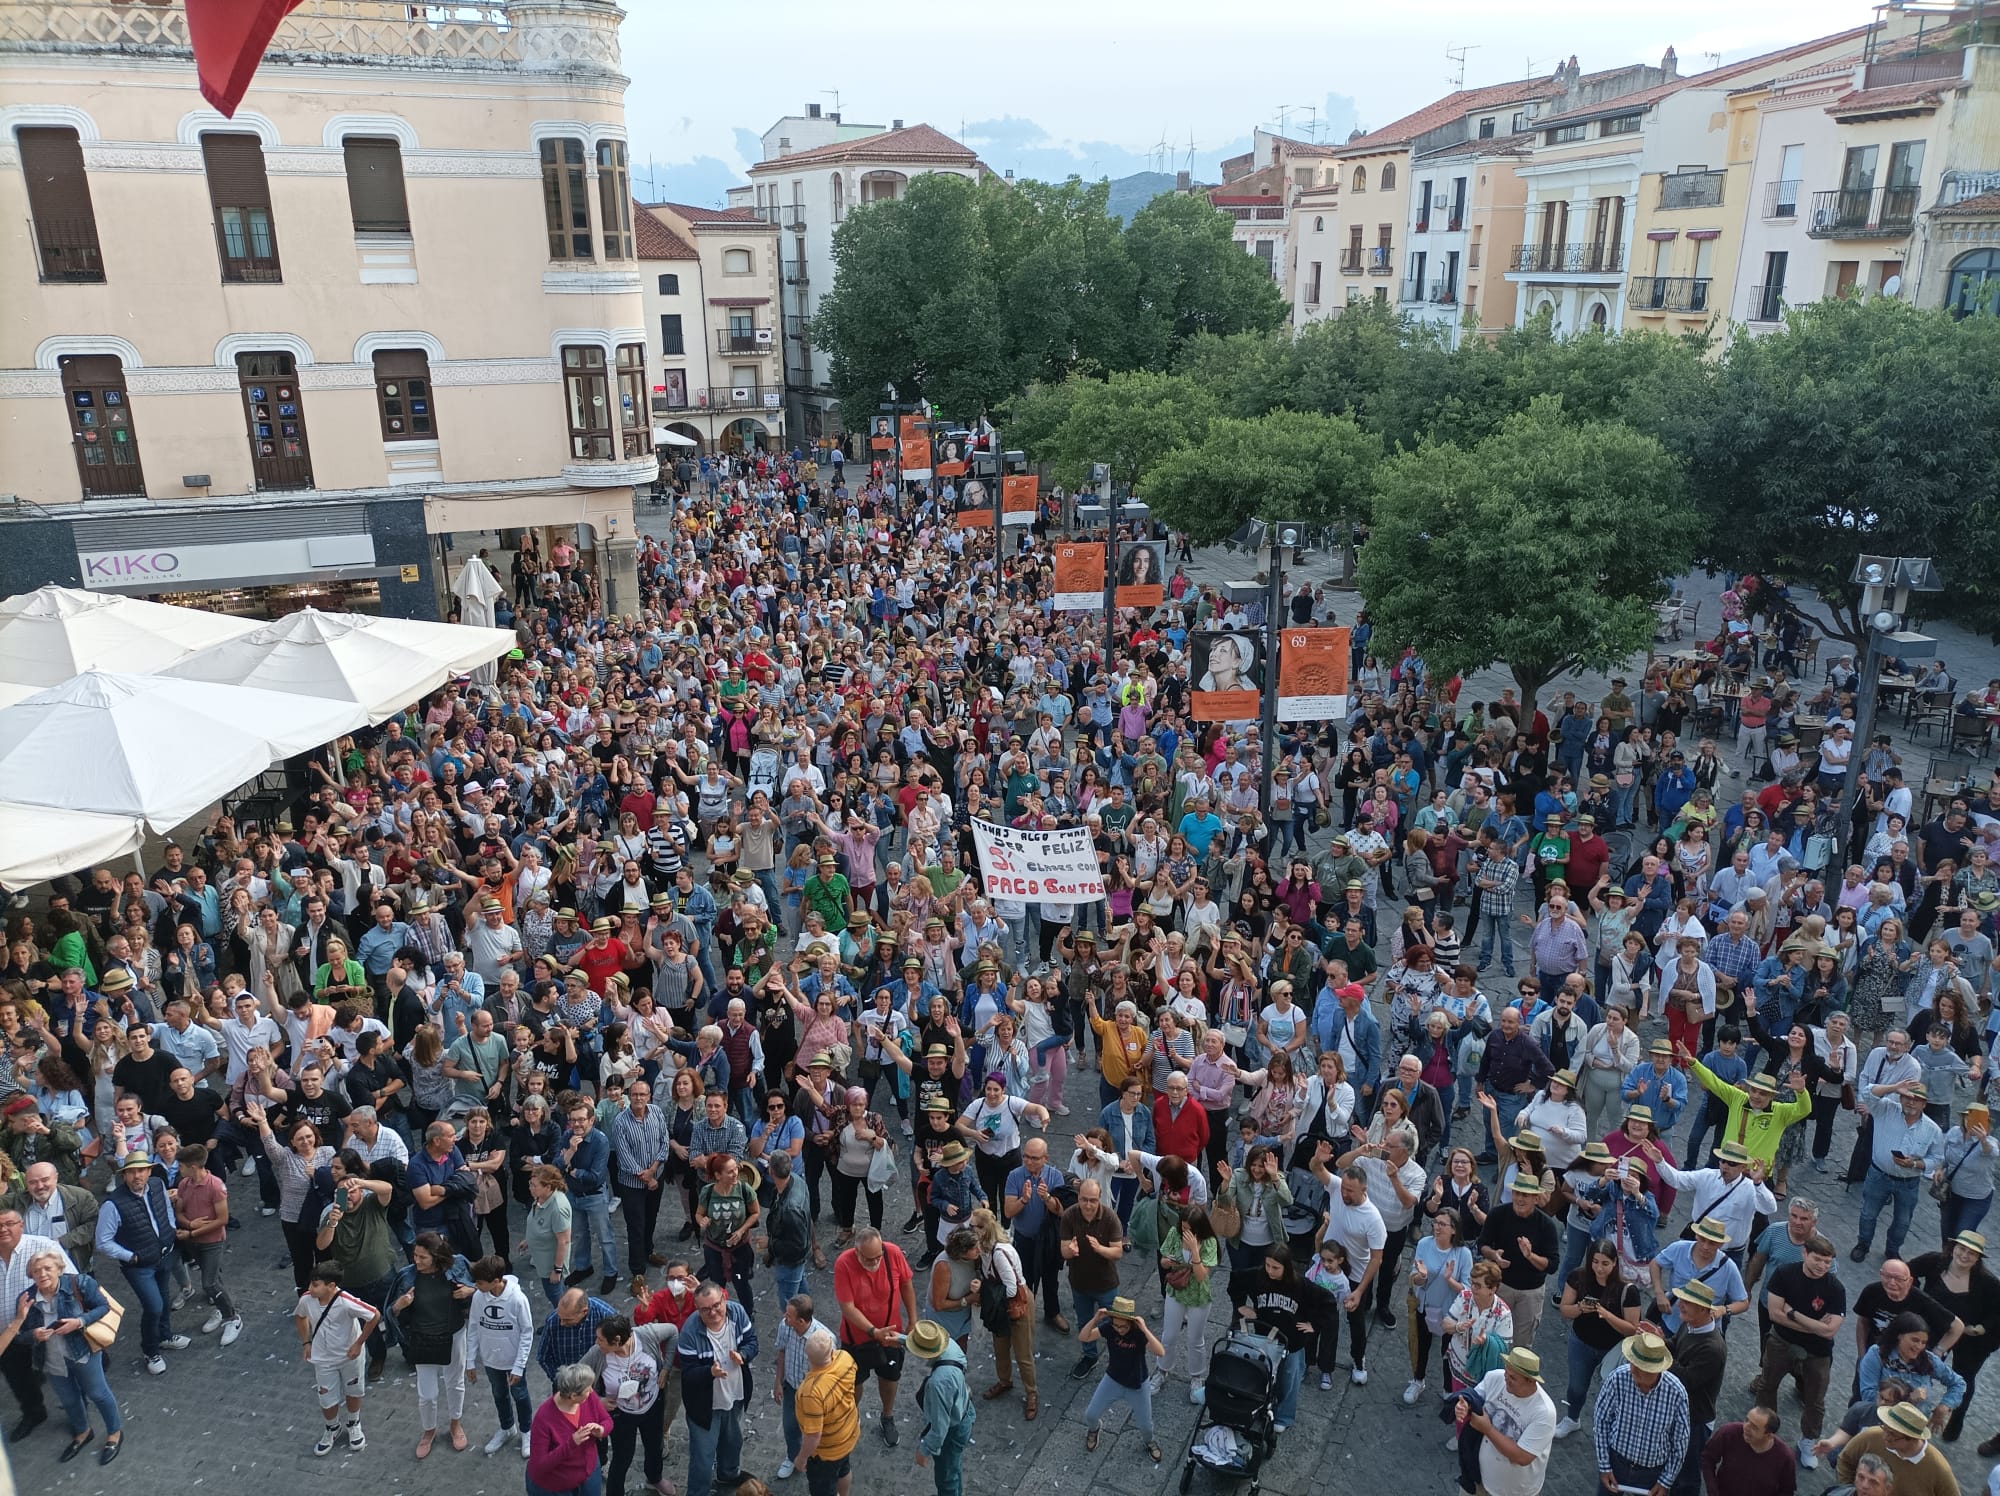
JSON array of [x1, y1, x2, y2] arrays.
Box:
[[1259, 521, 1304, 822], [1839, 554, 1941, 833]]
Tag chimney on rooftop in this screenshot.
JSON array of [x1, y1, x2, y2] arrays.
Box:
[[893, 119, 903, 129], [1176, 169, 1191, 190], [1661, 45, 1678, 78], [807, 102, 821, 118], [1004, 168, 1014, 181]]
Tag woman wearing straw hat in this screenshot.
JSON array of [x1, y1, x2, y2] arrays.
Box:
[[1076, 1296, 1165, 1463], [1909, 1227, 2000, 1443], [1593, 1333, 1691, 1496]]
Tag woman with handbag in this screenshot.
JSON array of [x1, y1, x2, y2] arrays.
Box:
[[459, 1107, 511, 1259], [970, 1207, 1038, 1420], [389, 1230, 473, 1457], [1148, 1201, 1220, 1403], [17, 1248, 123, 1464], [1935, 1102, 2000, 1242], [251, 1102, 335, 1296]]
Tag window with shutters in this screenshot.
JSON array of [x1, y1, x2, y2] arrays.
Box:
[[202, 133, 281, 282], [659, 313, 684, 355], [616, 345, 651, 459], [562, 345, 613, 459], [373, 349, 436, 442], [61, 355, 144, 497], [541, 137, 591, 260], [596, 140, 633, 259], [723, 247, 753, 274], [343, 136, 410, 234], [657, 273, 680, 295], [237, 351, 313, 489], [18, 127, 105, 283]]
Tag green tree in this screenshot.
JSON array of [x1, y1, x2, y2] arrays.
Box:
[[1124, 193, 1288, 363], [1140, 409, 1381, 547], [1033, 369, 1216, 492], [1357, 396, 1692, 704], [1683, 295, 2000, 646]]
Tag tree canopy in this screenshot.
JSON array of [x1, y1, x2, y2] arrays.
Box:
[[1140, 409, 1381, 547], [1355, 396, 1692, 703]]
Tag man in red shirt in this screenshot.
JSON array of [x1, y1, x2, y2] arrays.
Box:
[[574, 917, 630, 995], [833, 1228, 918, 1448]]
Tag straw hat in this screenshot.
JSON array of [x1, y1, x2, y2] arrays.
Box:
[[939, 1142, 971, 1165], [1745, 1074, 1779, 1097], [1502, 1347, 1543, 1381], [1508, 1170, 1548, 1197], [1581, 1142, 1615, 1166], [1620, 1333, 1674, 1373], [1953, 1230, 1988, 1257], [1692, 1218, 1731, 1245], [906, 1320, 952, 1360], [1714, 1141, 1752, 1166], [1110, 1297, 1139, 1320], [1672, 1278, 1720, 1310], [1878, 1403, 1932, 1440]]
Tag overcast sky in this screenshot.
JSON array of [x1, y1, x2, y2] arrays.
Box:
[[621, 0, 1884, 205]]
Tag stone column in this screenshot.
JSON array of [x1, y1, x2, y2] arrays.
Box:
[[603, 526, 640, 618]]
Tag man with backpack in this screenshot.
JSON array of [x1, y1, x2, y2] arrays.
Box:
[[909, 1317, 975, 1495]]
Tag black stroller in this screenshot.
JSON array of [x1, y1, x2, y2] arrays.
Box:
[[1179, 1330, 1283, 1492]]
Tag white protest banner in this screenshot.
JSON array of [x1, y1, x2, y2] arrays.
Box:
[[970, 817, 1106, 904]]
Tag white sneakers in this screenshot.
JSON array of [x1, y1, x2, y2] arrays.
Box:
[[1554, 1416, 1579, 1440], [1402, 1378, 1426, 1405], [200, 1310, 224, 1335], [1351, 1365, 1368, 1386], [241, 1157, 257, 1177], [1146, 1371, 1168, 1396], [776, 1458, 797, 1479], [484, 1428, 512, 1455], [146, 1355, 167, 1375], [1798, 1440, 1820, 1471], [1191, 1384, 1205, 1405], [220, 1318, 243, 1346], [160, 1335, 190, 1351], [348, 1423, 366, 1451], [520, 1429, 531, 1459]]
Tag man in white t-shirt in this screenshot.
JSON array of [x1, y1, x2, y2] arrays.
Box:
[[296, 1262, 381, 1457], [1312, 1151, 1387, 1385], [1456, 1346, 1557, 1496], [1339, 1134, 1427, 1328]]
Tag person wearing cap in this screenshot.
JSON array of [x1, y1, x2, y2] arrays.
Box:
[[1648, 1210, 1751, 1336], [95, 1151, 190, 1376], [1855, 1074, 1945, 1263], [1593, 1332, 1690, 1496], [464, 894, 526, 989], [1835, 1402, 1957, 1496], [1078, 1296, 1167, 1461], [1450, 1342, 1557, 1496], [908, 1316, 975, 1493]]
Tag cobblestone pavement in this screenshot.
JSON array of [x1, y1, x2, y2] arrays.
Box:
[[11, 541, 2000, 1496]]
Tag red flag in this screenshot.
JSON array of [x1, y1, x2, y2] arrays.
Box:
[[186, 0, 305, 117]]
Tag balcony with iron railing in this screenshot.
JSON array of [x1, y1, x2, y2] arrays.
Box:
[[1747, 282, 1786, 323], [716, 328, 775, 355], [1659, 170, 1725, 210], [1862, 50, 1964, 90], [1763, 179, 1801, 219], [1626, 275, 1712, 314], [1510, 242, 1624, 274], [1399, 275, 1425, 302], [1428, 278, 1458, 305], [781, 259, 809, 285], [1415, 215, 1430, 233], [1808, 185, 1919, 239], [29, 215, 104, 283], [743, 205, 808, 230], [1366, 246, 1394, 275], [1446, 209, 1464, 232], [0, 0, 531, 65], [702, 384, 781, 411], [784, 314, 811, 349], [1339, 249, 1365, 274]]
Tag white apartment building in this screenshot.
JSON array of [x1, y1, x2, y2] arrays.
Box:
[[726, 113, 981, 440]]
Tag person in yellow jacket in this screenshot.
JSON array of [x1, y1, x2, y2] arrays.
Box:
[[1676, 1040, 1812, 1170]]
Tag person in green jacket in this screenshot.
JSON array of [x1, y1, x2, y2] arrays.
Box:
[[1677, 1040, 1812, 1170]]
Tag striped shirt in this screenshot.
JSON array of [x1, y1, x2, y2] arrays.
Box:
[[776, 1314, 835, 1391], [612, 1106, 673, 1188], [1593, 1362, 1690, 1482]]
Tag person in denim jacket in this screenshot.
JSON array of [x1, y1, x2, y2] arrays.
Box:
[[17, 1250, 124, 1463]]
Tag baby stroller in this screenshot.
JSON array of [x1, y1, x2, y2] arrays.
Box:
[[1180, 1331, 1282, 1493]]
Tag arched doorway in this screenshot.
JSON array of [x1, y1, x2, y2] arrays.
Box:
[[664, 421, 704, 453], [859, 170, 908, 205], [1587, 300, 1610, 331], [721, 417, 769, 454]]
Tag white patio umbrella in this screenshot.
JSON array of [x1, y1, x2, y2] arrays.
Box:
[[0, 671, 362, 830], [653, 426, 698, 447], [0, 800, 147, 887], [0, 584, 256, 691], [160, 607, 511, 724], [452, 557, 505, 687]]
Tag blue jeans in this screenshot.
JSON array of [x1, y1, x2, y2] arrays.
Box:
[[781, 1381, 802, 1461], [570, 1191, 616, 1277], [1109, 1175, 1138, 1226], [774, 1259, 808, 1310], [484, 1366, 533, 1432], [1454, 1034, 1485, 1108], [1082, 1373, 1154, 1435], [1858, 1168, 1921, 1258], [50, 1349, 122, 1436], [1555, 1225, 1591, 1304], [1490, 1093, 1528, 1148], [930, 1426, 970, 1496], [685, 1404, 744, 1496], [1478, 918, 1516, 974], [1565, 1330, 1614, 1419], [1272, 1344, 1306, 1426], [122, 1256, 177, 1355], [1070, 1286, 1117, 1363], [1942, 1192, 1993, 1243], [528, 1475, 602, 1496]]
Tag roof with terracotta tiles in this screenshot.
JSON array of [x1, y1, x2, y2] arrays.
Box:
[[1826, 78, 1960, 118], [648, 201, 770, 226], [635, 205, 697, 260], [1336, 77, 1563, 156], [746, 123, 978, 174], [1534, 25, 1874, 125], [1935, 189, 2000, 219]]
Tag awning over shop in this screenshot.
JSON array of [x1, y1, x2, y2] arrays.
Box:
[[422, 487, 633, 539]]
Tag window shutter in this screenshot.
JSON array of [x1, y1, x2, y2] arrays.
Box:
[[201, 132, 272, 209], [343, 137, 410, 233], [17, 127, 96, 223]]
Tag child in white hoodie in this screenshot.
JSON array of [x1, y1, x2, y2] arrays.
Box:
[[466, 1255, 536, 1457]]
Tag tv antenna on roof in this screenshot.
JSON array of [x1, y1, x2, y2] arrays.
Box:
[[820, 89, 841, 118], [1447, 44, 1479, 90]]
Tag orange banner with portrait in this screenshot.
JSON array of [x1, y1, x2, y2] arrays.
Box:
[[1053, 543, 1105, 611], [1112, 540, 1165, 609], [1189, 630, 1263, 722], [1276, 627, 1352, 722]]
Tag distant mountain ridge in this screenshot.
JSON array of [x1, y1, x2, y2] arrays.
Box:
[[1105, 170, 1182, 223]]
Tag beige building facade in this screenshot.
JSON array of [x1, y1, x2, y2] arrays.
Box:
[[0, 0, 653, 617]]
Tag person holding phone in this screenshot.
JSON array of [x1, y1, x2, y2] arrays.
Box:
[[527, 1362, 611, 1496], [1855, 1079, 1945, 1263]]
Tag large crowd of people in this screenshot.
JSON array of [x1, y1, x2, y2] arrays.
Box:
[[3, 442, 2000, 1496]]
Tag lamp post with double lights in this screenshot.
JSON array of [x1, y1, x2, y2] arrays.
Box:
[[1839, 554, 1941, 831]]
